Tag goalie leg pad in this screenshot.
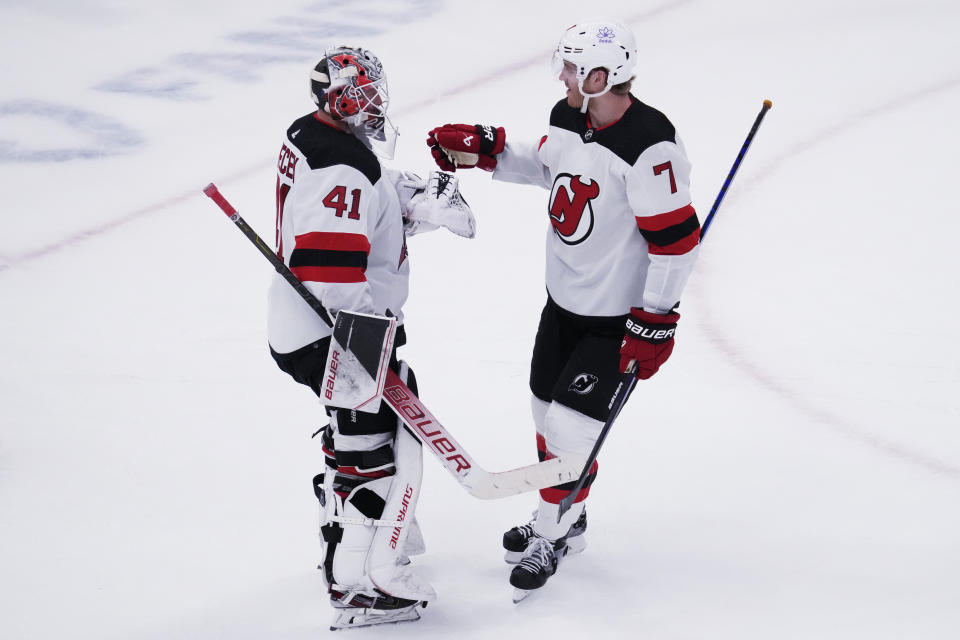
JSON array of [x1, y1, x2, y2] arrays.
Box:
[[320, 362, 434, 605], [328, 474, 396, 587], [403, 516, 426, 560], [366, 361, 434, 603], [319, 413, 399, 592]]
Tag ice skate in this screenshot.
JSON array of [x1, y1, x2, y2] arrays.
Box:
[[509, 535, 570, 603], [330, 602, 425, 630], [503, 509, 586, 564], [329, 589, 427, 630]]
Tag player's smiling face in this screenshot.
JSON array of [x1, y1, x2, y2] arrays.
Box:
[[558, 59, 583, 108]]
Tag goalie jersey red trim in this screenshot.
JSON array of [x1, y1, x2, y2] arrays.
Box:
[[290, 231, 371, 283], [267, 112, 409, 354]]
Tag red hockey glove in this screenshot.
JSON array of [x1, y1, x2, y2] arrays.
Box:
[[426, 124, 505, 171], [619, 308, 681, 380]]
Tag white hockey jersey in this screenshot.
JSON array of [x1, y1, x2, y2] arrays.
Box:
[[268, 112, 410, 354], [493, 97, 700, 317]]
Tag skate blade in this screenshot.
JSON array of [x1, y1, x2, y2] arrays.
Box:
[[330, 604, 422, 630], [512, 588, 533, 604]]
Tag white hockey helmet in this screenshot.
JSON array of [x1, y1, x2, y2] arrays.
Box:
[[553, 20, 637, 99], [310, 46, 397, 158]]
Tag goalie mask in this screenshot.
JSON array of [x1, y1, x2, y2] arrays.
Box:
[[310, 46, 398, 159], [552, 20, 637, 112]]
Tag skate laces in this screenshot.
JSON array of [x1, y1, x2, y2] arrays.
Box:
[[513, 523, 535, 540], [517, 536, 555, 575], [513, 510, 538, 540]]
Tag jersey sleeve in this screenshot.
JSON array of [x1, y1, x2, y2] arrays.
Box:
[[283, 162, 380, 317], [492, 138, 551, 190], [625, 135, 701, 313]]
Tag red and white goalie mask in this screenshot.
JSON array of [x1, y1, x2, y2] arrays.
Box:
[[310, 46, 398, 159]]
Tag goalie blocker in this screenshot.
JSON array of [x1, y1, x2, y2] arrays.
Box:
[[323, 310, 398, 414]]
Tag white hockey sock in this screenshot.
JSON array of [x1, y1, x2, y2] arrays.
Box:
[[534, 499, 585, 541], [531, 401, 601, 540]]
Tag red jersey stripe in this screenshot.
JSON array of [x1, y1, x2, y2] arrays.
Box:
[[635, 203, 697, 233], [291, 265, 366, 283], [294, 231, 371, 254], [648, 230, 700, 256]]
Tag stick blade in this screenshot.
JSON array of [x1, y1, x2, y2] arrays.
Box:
[[464, 457, 579, 500]]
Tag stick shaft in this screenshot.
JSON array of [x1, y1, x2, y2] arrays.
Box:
[[558, 100, 773, 521], [699, 100, 772, 240], [203, 183, 333, 327]]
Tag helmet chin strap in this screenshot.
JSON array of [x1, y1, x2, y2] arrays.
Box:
[[577, 78, 612, 115]]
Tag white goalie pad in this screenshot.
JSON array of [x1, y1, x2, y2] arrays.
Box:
[[366, 363, 435, 603], [322, 310, 397, 413], [365, 425, 434, 602]]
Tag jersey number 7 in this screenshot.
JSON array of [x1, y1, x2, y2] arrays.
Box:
[[652, 161, 677, 194]]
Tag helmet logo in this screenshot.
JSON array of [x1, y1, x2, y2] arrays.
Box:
[[596, 26, 616, 43]]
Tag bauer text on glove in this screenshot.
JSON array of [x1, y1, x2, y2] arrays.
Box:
[[425, 124, 505, 171], [619, 308, 680, 380]]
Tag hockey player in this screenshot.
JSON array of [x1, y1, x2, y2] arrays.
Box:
[[426, 20, 700, 599], [269, 46, 475, 629]]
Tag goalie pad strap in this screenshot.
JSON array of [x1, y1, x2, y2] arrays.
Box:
[[331, 515, 408, 527], [334, 444, 395, 473], [329, 587, 419, 610], [321, 522, 343, 544], [349, 487, 386, 520], [321, 427, 336, 467]]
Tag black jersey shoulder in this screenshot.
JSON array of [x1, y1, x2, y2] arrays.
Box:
[[285, 112, 381, 184], [549, 97, 678, 166], [549, 98, 589, 136]]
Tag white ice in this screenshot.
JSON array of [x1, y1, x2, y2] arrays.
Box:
[[1, 1, 958, 638]]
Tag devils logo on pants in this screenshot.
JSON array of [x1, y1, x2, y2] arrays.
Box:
[[549, 173, 599, 245]]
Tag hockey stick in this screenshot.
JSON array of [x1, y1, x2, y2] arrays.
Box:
[[699, 99, 773, 240], [557, 99, 773, 521], [203, 183, 577, 499]]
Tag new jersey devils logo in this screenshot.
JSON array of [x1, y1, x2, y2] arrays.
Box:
[[549, 173, 599, 245], [569, 373, 599, 395]]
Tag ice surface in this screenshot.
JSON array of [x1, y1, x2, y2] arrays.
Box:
[[2, 1, 958, 638]]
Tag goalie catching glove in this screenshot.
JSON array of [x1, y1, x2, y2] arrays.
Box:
[[426, 124, 505, 171], [619, 308, 680, 380], [403, 170, 476, 238]]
